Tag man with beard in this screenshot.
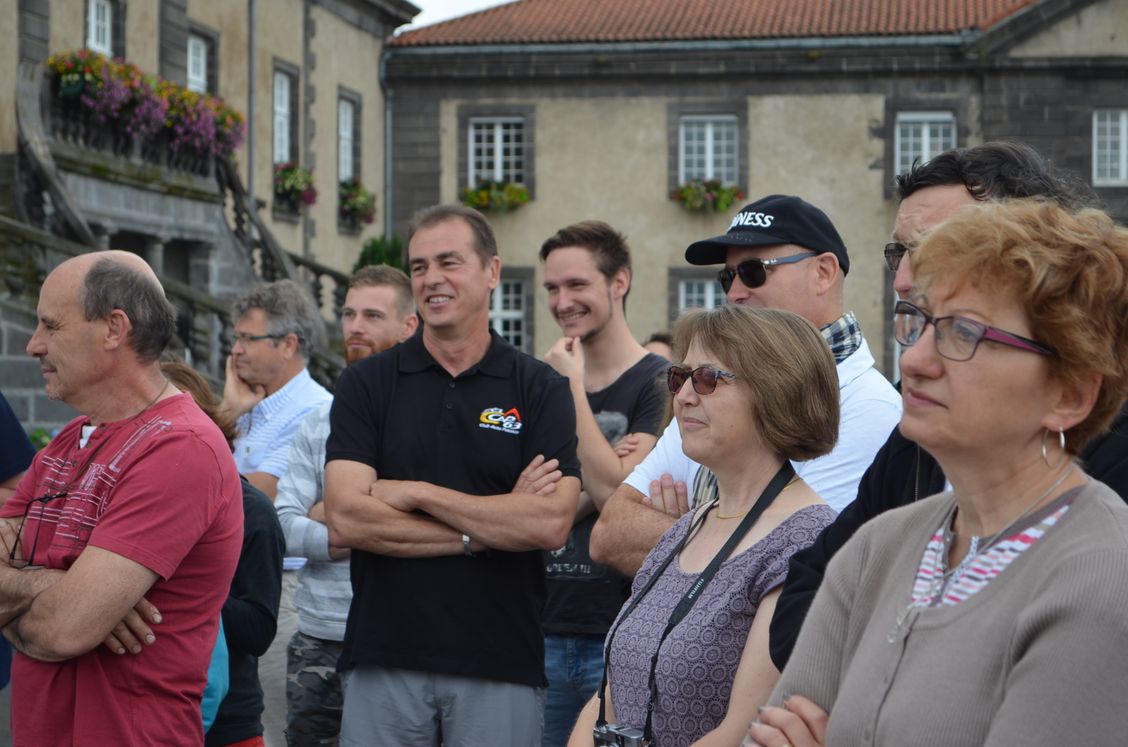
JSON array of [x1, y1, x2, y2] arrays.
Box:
[[538, 221, 669, 746], [274, 265, 418, 746]]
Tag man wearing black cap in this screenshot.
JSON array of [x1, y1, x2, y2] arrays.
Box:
[[590, 194, 901, 577]]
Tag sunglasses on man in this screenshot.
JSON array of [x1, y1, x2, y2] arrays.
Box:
[[716, 252, 817, 293], [884, 242, 911, 272]]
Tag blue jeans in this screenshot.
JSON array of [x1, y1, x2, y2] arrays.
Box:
[[542, 633, 606, 747]]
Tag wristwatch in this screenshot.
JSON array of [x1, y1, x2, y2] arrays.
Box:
[[462, 533, 474, 557]]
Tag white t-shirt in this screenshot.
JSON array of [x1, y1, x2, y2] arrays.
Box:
[[624, 337, 901, 512]]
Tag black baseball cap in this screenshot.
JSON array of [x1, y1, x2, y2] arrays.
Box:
[[684, 194, 850, 274]]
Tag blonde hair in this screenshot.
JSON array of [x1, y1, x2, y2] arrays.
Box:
[[672, 305, 839, 461], [913, 199, 1128, 453]]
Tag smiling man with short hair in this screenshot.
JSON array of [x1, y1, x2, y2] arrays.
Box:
[[538, 220, 669, 746], [325, 204, 582, 746], [274, 264, 417, 746]]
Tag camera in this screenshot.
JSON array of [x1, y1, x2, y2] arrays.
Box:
[[592, 723, 649, 746]]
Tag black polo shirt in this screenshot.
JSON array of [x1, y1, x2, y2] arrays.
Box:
[[326, 330, 580, 687]]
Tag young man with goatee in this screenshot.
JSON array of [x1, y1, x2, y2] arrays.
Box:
[[539, 221, 670, 747]]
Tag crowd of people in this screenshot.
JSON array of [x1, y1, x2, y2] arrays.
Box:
[[1, 139, 1128, 747]]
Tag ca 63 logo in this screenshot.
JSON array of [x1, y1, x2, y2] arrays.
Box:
[[479, 406, 523, 434]]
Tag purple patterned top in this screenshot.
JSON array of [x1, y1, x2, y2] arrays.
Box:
[[608, 504, 836, 747]]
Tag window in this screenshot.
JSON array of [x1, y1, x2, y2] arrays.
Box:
[[895, 112, 956, 175], [338, 96, 358, 183], [678, 278, 726, 314], [87, 0, 113, 56], [469, 117, 525, 185], [490, 278, 526, 349], [187, 34, 208, 93], [273, 69, 296, 164], [1093, 110, 1128, 186], [489, 274, 532, 352], [679, 116, 739, 184]]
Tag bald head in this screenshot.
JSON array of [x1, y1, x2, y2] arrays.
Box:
[[58, 251, 176, 363]]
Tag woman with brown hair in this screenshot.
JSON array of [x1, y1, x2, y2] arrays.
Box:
[[571, 305, 839, 747], [162, 360, 284, 747], [749, 199, 1128, 746]]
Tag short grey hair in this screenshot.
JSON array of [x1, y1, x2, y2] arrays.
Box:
[[83, 257, 176, 363], [231, 279, 322, 360]]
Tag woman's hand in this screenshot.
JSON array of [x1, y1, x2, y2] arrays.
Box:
[[743, 695, 828, 747]]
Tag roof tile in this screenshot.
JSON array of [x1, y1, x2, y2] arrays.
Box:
[[392, 0, 1036, 47]]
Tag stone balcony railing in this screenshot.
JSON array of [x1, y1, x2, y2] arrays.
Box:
[[40, 78, 217, 194]]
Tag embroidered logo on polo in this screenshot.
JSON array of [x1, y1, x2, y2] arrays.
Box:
[[479, 406, 522, 434]]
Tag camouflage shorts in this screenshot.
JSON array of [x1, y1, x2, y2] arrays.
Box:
[[286, 631, 345, 747]]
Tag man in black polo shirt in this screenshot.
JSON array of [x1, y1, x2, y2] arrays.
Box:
[[324, 204, 582, 747]]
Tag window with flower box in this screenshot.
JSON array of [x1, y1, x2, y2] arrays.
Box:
[[458, 105, 535, 201], [667, 102, 746, 204], [1093, 110, 1128, 186]]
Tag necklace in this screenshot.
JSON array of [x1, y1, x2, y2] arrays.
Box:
[[887, 463, 1076, 644], [715, 475, 801, 519], [942, 464, 1075, 585]]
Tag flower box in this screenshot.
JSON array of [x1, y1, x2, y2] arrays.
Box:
[[673, 180, 745, 214], [461, 180, 530, 213]]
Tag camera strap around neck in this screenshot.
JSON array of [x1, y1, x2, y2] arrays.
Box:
[[594, 462, 795, 743]]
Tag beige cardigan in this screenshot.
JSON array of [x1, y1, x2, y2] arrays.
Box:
[[770, 479, 1128, 745]]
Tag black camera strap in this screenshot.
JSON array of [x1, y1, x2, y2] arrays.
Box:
[[594, 462, 795, 743]]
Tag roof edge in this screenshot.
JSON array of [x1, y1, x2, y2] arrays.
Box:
[[387, 32, 981, 54], [967, 0, 1106, 56]]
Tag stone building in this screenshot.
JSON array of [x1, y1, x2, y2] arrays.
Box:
[[1, 0, 417, 431], [384, 0, 1128, 371]]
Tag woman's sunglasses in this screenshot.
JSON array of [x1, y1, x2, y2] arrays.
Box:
[[666, 365, 737, 395]]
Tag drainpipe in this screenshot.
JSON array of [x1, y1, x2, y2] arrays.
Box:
[[247, 0, 257, 201], [380, 48, 393, 244]]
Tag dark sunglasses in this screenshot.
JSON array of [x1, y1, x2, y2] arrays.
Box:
[[9, 490, 67, 570], [884, 242, 910, 272], [666, 365, 737, 395], [716, 252, 817, 293]]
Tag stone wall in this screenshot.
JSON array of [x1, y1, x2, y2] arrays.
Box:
[[0, 296, 78, 437]]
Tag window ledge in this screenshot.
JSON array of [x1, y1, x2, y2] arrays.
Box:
[[271, 205, 300, 224]]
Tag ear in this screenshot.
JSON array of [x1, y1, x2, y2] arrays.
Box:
[[400, 313, 420, 340], [1045, 372, 1102, 433], [486, 255, 501, 291], [103, 309, 132, 352], [810, 253, 841, 297], [610, 267, 631, 302], [280, 331, 301, 360]]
